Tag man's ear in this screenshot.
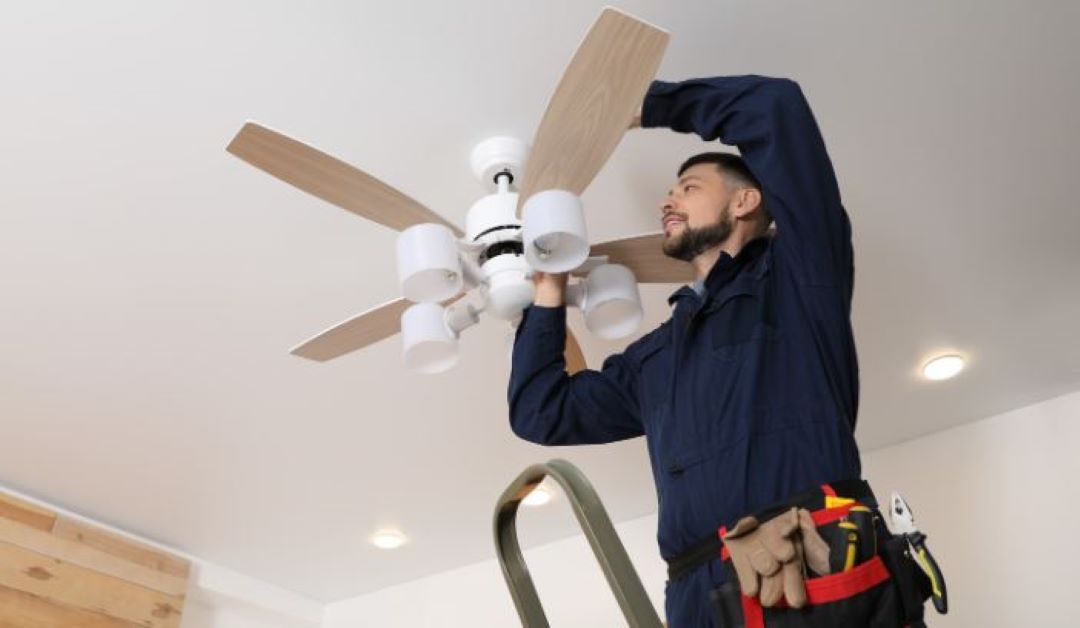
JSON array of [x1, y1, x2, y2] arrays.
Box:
[[732, 188, 763, 220]]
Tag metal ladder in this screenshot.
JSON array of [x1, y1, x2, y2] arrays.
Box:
[[493, 458, 663, 627]]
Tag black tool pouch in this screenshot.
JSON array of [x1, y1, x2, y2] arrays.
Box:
[[709, 514, 932, 628], [879, 533, 933, 626]]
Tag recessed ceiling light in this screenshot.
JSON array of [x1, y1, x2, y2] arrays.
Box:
[[371, 530, 407, 549], [522, 485, 552, 507], [922, 354, 965, 381]]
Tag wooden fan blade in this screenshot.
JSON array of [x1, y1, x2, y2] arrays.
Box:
[[227, 122, 462, 236], [565, 328, 587, 375], [587, 233, 694, 284], [291, 298, 413, 362], [517, 8, 669, 213]]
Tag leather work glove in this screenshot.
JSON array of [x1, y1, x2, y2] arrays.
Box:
[[759, 534, 807, 607], [723, 507, 832, 609], [799, 508, 831, 576]]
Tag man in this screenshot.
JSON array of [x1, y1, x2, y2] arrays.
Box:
[[508, 76, 918, 626]]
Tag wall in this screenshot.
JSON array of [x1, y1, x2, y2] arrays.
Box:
[[180, 561, 323, 628], [322, 389, 1080, 627]]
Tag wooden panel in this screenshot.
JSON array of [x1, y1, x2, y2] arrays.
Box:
[[52, 517, 190, 579], [0, 583, 143, 628], [0, 518, 187, 597], [0, 541, 183, 628], [0, 494, 56, 532]]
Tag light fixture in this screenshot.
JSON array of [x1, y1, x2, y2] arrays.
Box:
[[482, 254, 535, 320], [922, 354, 965, 381], [396, 223, 464, 303], [523, 485, 552, 507], [371, 529, 407, 550], [522, 189, 589, 273], [401, 302, 459, 373], [400, 301, 480, 374], [565, 263, 643, 339]]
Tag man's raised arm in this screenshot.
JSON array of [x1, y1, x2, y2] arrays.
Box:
[[508, 295, 644, 446], [643, 75, 854, 294]]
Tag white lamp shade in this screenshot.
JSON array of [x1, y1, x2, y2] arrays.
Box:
[[396, 223, 463, 303], [482, 254, 535, 320], [582, 264, 643, 340], [401, 302, 459, 373], [522, 189, 589, 273]]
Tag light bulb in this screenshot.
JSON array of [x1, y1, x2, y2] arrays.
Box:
[[371, 530, 407, 549], [922, 354, 965, 381], [522, 486, 552, 507]]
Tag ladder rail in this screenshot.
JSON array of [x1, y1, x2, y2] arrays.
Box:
[[493, 458, 663, 627]]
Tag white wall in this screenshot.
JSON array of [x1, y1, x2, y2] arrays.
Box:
[[323, 389, 1080, 628], [861, 389, 1079, 628], [181, 561, 323, 628]]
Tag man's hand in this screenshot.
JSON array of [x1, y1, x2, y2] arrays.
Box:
[[629, 107, 642, 129], [532, 271, 569, 307]]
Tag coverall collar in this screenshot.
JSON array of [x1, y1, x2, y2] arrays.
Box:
[[667, 236, 770, 306]]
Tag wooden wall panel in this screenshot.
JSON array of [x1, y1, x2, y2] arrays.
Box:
[[0, 489, 190, 627], [0, 584, 143, 628], [0, 494, 56, 532], [52, 517, 191, 579]]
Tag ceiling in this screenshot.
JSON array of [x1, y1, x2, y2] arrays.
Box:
[[1, 0, 1078, 603]]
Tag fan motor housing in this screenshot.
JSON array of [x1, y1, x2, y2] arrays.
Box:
[[465, 192, 534, 320], [466, 192, 524, 263]]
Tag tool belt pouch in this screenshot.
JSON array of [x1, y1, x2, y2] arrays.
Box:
[[879, 533, 933, 625], [710, 505, 931, 628]]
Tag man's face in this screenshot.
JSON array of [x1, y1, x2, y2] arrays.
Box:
[[660, 163, 734, 262]]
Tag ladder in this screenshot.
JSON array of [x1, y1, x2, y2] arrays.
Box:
[[493, 458, 663, 627]]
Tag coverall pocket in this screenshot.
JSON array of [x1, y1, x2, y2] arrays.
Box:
[[634, 327, 670, 418], [710, 322, 782, 364], [704, 271, 773, 351]]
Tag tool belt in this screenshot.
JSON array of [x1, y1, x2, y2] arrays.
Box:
[[666, 480, 934, 628]]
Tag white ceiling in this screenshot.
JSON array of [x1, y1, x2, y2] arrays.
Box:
[[1, 0, 1078, 603]]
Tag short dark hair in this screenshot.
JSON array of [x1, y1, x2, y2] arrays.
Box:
[[678, 152, 772, 227]]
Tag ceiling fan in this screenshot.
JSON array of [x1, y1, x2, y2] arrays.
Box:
[[226, 7, 693, 374]]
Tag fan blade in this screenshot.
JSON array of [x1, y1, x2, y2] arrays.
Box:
[[565, 328, 587, 375], [291, 298, 413, 362], [227, 122, 462, 236], [517, 8, 669, 213], [587, 233, 693, 284]]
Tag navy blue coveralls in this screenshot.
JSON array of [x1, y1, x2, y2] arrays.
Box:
[[508, 75, 862, 627]]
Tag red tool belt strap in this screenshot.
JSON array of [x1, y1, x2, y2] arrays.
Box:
[[739, 556, 892, 628]]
